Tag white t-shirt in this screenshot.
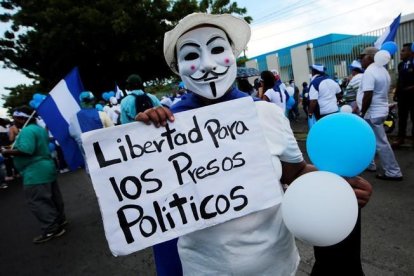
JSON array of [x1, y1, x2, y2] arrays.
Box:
[[357, 63, 390, 119], [264, 88, 287, 113], [109, 105, 120, 124], [286, 86, 295, 97], [309, 75, 341, 115], [178, 101, 303, 276]]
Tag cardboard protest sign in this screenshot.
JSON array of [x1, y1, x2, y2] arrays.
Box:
[[82, 97, 282, 256]]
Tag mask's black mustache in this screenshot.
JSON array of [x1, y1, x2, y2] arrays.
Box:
[[190, 67, 229, 81], [210, 82, 217, 97]]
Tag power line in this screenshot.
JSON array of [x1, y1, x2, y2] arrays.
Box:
[[250, 0, 386, 42], [252, 0, 317, 25]]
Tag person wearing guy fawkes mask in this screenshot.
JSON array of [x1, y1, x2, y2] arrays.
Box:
[[136, 13, 373, 275]]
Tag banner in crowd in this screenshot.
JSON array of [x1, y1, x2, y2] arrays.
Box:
[[82, 97, 282, 256], [37, 67, 85, 170]]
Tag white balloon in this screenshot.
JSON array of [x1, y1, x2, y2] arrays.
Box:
[[340, 104, 353, 113], [281, 171, 358, 246], [374, 50, 391, 66]]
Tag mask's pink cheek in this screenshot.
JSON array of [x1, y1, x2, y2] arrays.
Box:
[[225, 58, 230, 64], [191, 65, 196, 71]]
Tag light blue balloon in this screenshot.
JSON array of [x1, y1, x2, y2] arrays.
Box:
[[286, 96, 295, 110], [381, 41, 398, 55], [29, 100, 37, 109], [102, 92, 109, 101], [95, 104, 104, 111], [33, 93, 44, 101], [306, 113, 376, 177]]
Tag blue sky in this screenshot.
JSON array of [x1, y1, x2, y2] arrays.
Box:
[[0, 0, 413, 112]]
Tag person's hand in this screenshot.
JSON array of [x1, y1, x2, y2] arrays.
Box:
[[135, 106, 175, 127], [346, 176, 372, 208]]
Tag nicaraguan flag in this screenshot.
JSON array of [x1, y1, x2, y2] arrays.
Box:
[[374, 14, 401, 49], [37, 67, 85, 170]]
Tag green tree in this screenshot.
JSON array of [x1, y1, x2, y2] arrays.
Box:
[[0, 0, 251, 111], [1, 83, 42, 115]]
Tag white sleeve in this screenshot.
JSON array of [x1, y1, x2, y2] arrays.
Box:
[[334, 82, 342, 94], [308, 85, 318, 100], [255, 101, 303, 163], [264, 89, 273, 101], [360, 69, 375, 92]]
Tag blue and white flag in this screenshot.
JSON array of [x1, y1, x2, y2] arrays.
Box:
[[374, 14, 401, 49], [37, 67, 85, 170]]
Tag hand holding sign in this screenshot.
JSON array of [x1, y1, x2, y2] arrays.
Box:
[[82, 98, 282, 256]]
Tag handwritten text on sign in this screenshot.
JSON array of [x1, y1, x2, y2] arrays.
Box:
[[82, 97, 282, 256]]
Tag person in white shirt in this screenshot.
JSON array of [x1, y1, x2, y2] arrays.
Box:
[[308, 64, 341, 120], [108, 97, 121, 125], [135, 13, 373, 276], [343, 60, 364, 111], [358, 47, 403, 181], [261, 70, 287, 113]]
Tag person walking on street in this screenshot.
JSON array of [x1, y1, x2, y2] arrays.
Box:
[[301, 82, 310, 117], [392, 43, 414, 148], [261, 70, 288, 113], [308, 64, 341, 120], [343, 60, 364, 111], [358, 47, 403, 181], [287, 79, 300, 121], [2, 106, 67, 243]]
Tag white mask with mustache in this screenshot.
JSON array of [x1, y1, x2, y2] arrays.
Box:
[[176, 26, 237, 99]]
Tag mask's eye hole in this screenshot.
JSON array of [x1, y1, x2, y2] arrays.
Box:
[[184, 52, 199, 61], [211, 46, 224, 54]]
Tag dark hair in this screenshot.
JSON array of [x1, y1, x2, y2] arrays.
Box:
[[311, 68, 325, 76], [351, 67, 364, 73], [125, 74, 144, 91], [403, 42, 413, 49], [302, 82, 308, 87], [260, 71, 276, 91], [253, 78, 261, 90], [237, 78, 253, 94]]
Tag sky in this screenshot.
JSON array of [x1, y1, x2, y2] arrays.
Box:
[[0, 0, 413, 114]]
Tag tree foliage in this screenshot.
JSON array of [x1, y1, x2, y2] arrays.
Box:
[[0, 0, 251, 110], [1, 83, 42, 115]]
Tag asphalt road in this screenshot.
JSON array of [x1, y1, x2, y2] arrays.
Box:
[[1, 118, 413, 276]]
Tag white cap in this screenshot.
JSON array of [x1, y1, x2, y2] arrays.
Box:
[[309, 64, 326, 73]]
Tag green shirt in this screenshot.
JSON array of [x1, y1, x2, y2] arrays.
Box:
[[13, 123, 57, 185]]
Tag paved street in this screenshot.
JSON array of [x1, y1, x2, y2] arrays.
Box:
[[1, 117, 413, 276]]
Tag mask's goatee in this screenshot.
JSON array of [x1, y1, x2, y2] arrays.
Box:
[[209, 82, 217, 97]]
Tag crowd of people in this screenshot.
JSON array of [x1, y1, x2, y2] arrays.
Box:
[[0, 11, 412, 276]]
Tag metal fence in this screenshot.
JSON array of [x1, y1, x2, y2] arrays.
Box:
[[275, 16, 414, 82]]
